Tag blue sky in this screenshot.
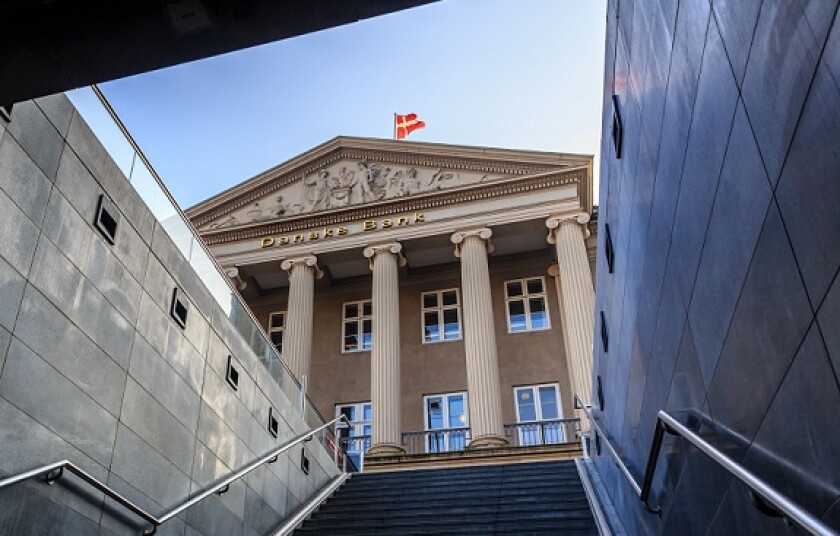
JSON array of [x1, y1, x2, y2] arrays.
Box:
[[70, 0, 607, 208]]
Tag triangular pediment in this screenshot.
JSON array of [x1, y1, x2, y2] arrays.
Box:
[[187, 137, 591, 232]]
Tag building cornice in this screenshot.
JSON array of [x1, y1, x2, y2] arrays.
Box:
[[199, 166, 589, 246]]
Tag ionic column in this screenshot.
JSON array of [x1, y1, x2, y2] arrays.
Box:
[[280, 255, 322, 382], [547, 213, 595, 424], [363, 242, 406, 455], [451, 228, 507, 448]]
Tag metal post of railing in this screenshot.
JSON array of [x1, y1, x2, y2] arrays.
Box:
[[298, 374, 307, 416]]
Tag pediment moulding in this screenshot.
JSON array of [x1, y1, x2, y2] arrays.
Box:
[[198, 167, 588, 246], [187, 137, 593, 232]]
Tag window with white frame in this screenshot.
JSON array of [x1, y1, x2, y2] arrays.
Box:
[[268, 311, 285, 355], [423, 392, 469, 453], [335, 402, 372, 470], [421, 289, 462, 343], [505, 277, 550, 333], [342, 300, 372, 353], [514, 383, 564, 445]]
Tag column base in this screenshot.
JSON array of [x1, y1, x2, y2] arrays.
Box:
[[467, 435, 509, 449], [367, 443, 406, 456]]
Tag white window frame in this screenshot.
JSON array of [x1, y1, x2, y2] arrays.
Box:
[[514, 383, 564, 445], [342, 299, 372, 353], [420, 288, 462, 344], [504, 276, 551, 333], [423, 391, 470, 453], [335, 402, 372, 470], [268, 311, 286, 355]]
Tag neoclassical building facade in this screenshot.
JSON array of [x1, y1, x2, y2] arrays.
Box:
[[188, 137, 596, 463]]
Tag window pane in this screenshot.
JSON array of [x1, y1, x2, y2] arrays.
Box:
[[516, 388, 537, 421], [424, 311, 440, 342], [448, 395, 466, 428], [270, 331, 283, 346], [363, 424, 372, 436], [506, 280, 523, 297], [442, 290, 458, 306], [344, 321, 359, 351], [443, 309, 460, 340], [339, 406, 355, 422], [508, 300, 527, 332], [363, 404, 372, 421], [423, 293, 438, 309], [362, 320, 372, 350], [270, 313, 284, 328], [362, 301, 372, 317], [539, 387, 559, 420], [427, 398, 444, 429], [527, 278, 544, 295], [344, 303, 358, 318], [530, 298, 548, 329]]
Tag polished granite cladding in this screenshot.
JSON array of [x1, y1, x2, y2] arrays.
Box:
[[592, 0, 840, 534], [0, 96, 339, 535]]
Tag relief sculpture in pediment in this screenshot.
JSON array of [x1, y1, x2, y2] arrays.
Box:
[[203, 159, 500, 230], [301, 161, 463, 212]]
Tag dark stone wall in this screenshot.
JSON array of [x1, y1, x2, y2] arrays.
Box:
[[0, 96, 338, 536], [592, 0, 840, 533]]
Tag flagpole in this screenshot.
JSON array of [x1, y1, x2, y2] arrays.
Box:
[[393, 113, 397, 140]]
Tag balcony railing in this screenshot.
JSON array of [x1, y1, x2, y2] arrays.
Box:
[[402, 428, 472, 455], [68, 86, 326, 430], [504, 418, 581, 447], [337, 435, 371, 471]]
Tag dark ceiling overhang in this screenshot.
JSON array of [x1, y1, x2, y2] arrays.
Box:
[[1, 0, 436, 106]]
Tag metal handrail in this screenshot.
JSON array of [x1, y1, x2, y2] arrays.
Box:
[[574, 394, 838, 536], [0, 415, 348, 535]]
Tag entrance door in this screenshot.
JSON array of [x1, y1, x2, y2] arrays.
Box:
[[424, 392, 469, 453], [514, 384, 563, 445]]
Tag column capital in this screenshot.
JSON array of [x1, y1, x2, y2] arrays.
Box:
[[363, 242, 406, 270], [281, 255, 323, 279], [546, 212, 591, 243], [224, 267, 247, 290], [451, 227, 494, 257]]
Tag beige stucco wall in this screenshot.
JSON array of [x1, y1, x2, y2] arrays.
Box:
[[248, 250, 574, 435]]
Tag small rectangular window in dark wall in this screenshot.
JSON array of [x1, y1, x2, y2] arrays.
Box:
[[226, 355, 240, 391], [600, 311, 609, 353], [597, 375, 605, 411], [268, 407, 279, 438], [170, 288, 189, 329], [611, 95, 623, 158], [94, 195, 120, 245], [300, 448, 310, 475], [605, 224, 615, 273]]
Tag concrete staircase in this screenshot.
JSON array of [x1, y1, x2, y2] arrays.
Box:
[[295, 460, 599, 535]]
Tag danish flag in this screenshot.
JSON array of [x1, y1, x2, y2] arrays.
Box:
[[395, 113, 426, 140]]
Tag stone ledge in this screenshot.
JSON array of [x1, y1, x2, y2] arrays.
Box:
[[363, 442, 584, 473]]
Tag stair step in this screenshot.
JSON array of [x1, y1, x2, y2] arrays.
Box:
[[322, 492, 588, 510], [344, 472, 583, 489], [295, 526, 598, 535], [311, 502, 592, 522], [354, 461, 579, 482], [317, 494, 590, 513], [327, 482, 586, 501]]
